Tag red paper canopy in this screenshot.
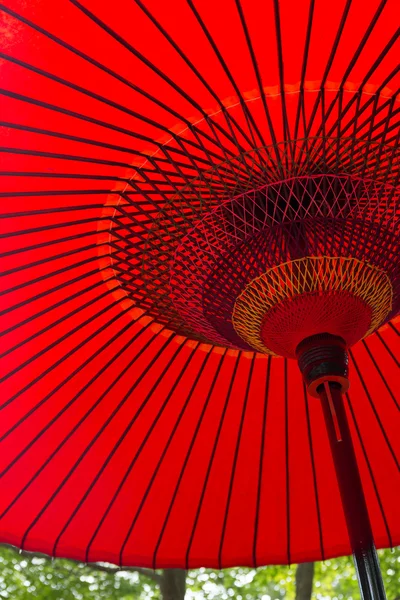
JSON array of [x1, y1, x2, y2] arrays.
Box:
[[0, 0, 399, 568]]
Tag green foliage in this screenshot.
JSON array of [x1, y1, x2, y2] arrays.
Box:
[[0, 546, 158, 600], [0, 544, 398, 600]]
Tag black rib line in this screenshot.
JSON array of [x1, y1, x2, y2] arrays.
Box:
[[0, 216, 110, 241], [218, 353, 256, 569], [0, 143, 133, 169], [252, 357, 271, 567], [0, 188, 115, 198], [0, 262, 113, 319], [0, 91, 223, 183], [0, 308, 150, 450], [345, 393, 393, 548], [0, 238, 111, 278], [185, 0, 267, 154], [333, 67, 400, 142], [303, 0, 352, 143], [85, 342, 209, 564], [388, 322, 399, 336], [132, 0, 272, 185], [185, 353, 241, 566], [322, 37, 399, 145], [362, 340, 399, 410], [0, 52, 232, 167], [0, 205, 111, 217], [116, 0, 266, 163], [349, 350, 399, 470], [303, 384, 325, 561], [0, 315, 153, 486], [233, 0, 282, 175], [69, 0, 257, 158], [52, 338, 192, 558], [272, 0, 292, 152], [293, 0, 315, 141], [0, 3, 243, 161], [18, 333, 176, 550], [0, 294, 123, 396], [375, 331, 400, 368], [0, 252, 108, 301], [317, 0, 391, 134], [0, 5, 250, 171], [147, 349, 218, 568], [0, 223, 128, 260], [0, 275, 109, 338], [0, 171, 131, 182], [0, 88, 158, 146], [0, 283, 116, 360]]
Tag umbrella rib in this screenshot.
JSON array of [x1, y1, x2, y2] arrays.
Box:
[[0, 294, 123, 391], [185, 352, 241, 566], [252, 356, 272, 567], [1, 5, 242, 153], [185, 0, 268, 163], [284, 359, 291, 565], [349, 350, 399, 471], [0, 52, 242, 166], [18, 331, 175, 552], [312, 0, 392, 142], [375, 331, 400, 367], [146, 347, 220, 569], [0, 2, 251, 159], [0, 252, 110, 300], [0, 225, 126, 259], [0, 238, 132, 289], [233, 0, 283, 178], [0, 315, 154, 494], [388, 321, 399, 336], [303, 0, 352, 143], [52, 338, 195, 559], [218, 353, 256, 569], [362, 340, 399, 410], [0, 89, 222, 177], [0, 171, 129, 181], [0, 315, 155, 483], [81, 340, 206, 563], [0, 189, 122, 198], [303, 383, 325, 561], [0, 240, 112, 278], [345, 393, 393, 548], [0, 275, 110, 339], [0, 144, 133, 170], [0, 281, 118, 361], [293, 0, 316, 141], [0, 261, 115, 321], [0, 216, 112, 242], [132, 0, 268, 163], [272, 0, 292, 155], [69, 0, 258, 159]]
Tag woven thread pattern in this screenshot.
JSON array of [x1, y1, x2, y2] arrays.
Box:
[[232, 257, 392, 355]]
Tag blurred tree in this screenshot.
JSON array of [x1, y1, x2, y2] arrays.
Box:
[[0, 544, 398, 600]]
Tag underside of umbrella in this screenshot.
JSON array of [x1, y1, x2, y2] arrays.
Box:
[[0, 3, 399, 596]]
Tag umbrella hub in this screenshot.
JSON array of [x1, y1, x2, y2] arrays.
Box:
[[109, 147, 399, 353], [295, 333, 349, 397], [231, 255, 392, 357]]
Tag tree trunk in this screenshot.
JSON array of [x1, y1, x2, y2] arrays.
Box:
[[159, 569, 187, 600], [295, 562, 315, 600]]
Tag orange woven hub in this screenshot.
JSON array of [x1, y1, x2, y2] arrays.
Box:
[[232, 257, 392, 357]]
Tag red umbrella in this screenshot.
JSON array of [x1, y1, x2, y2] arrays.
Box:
[[0, 0, 399, 597]]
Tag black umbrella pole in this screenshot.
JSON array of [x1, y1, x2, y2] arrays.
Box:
[[318, 382, 387, 600], [296, 334, 387, 600]]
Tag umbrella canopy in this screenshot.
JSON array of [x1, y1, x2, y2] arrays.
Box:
[[0, 0, 399, 570]]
